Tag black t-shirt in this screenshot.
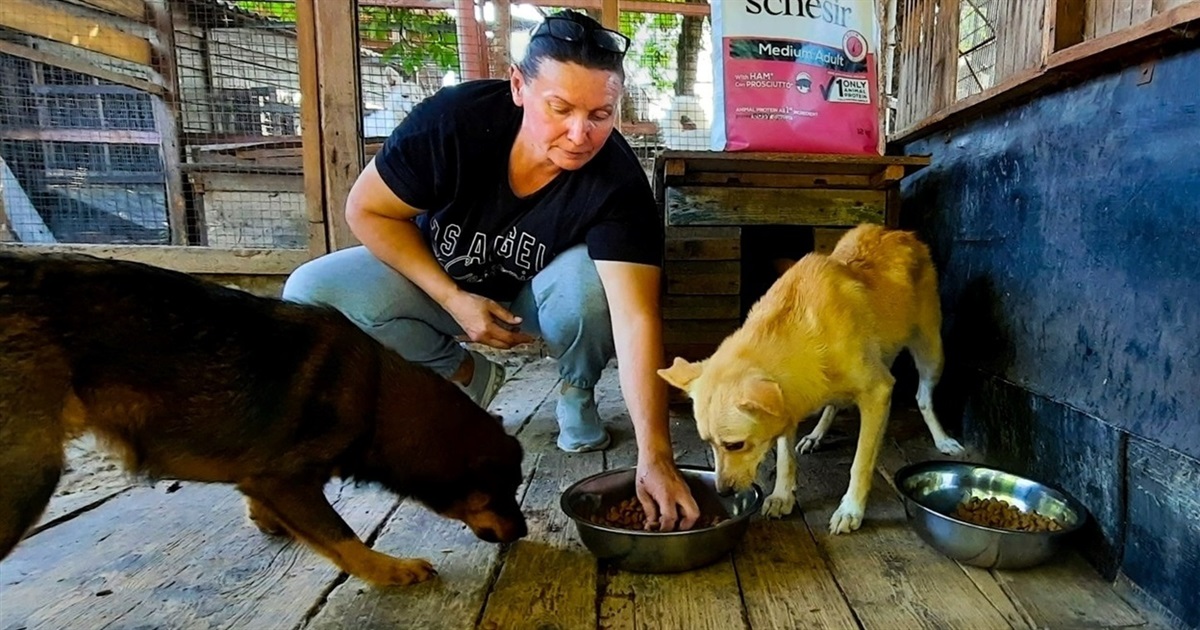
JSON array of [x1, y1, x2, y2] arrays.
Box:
[[373, 79, 663, 302]]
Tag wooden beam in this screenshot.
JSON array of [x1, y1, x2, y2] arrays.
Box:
[[0, 128, 160, 144], [665, 186, 888, 226], [0, 244, 312, 275], [601, 0, 620, 29], [296, 0, 328, 257], [891, 1, 1200, 145], [147, 0, 188, 246], [314, 0, 363, 251], [1, 0, 154, 66], [0, 39, 163, 95], [67, 0, 148, 21]]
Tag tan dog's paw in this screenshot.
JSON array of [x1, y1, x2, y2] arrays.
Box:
[[796, 433, 823, 454], [762, 492, 796, 518], [829, 499, 864, 534], [359, 556, 438, 587], [935, 437, 965, 456]]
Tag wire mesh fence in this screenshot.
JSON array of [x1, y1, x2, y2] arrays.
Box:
[[0, 0, 719, 249]]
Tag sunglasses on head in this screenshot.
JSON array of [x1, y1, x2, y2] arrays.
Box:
[[531, 16, 631, 55]]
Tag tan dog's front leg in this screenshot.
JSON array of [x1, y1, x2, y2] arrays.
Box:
[[239, 477, 436, 587], [829, 380, 893, 534], [762, 430, 797, 517]]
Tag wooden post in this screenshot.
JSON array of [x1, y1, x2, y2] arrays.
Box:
[[313, 0, 363, 251], [295, 0, 328, 257], [455, 0, 487, 80], [490, 0, 512, 78], [147, 0, 188, 245]]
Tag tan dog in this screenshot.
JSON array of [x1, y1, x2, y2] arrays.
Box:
[[658, 224, 964, 533]]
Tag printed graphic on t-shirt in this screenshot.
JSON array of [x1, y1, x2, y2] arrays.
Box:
[[430, 219, 548, 284]]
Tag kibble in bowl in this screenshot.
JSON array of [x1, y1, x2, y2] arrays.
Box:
[[894, 460, 1087, 569], [561, 466, 763, 573], [589, 496, 727, 531]]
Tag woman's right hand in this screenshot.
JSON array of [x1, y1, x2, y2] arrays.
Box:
[[444, 291, 536, 349]]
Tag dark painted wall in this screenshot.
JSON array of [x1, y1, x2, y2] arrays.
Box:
[[898, 45, 1200, 629]]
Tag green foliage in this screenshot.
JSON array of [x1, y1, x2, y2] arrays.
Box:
[[232, 2, 460, 76], [619, 11, 683, 94]]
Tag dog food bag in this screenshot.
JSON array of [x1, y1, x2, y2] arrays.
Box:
[[710, 0, 882, 154]]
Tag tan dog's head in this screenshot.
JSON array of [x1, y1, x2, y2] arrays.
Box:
[[658, 357, 790, 494]]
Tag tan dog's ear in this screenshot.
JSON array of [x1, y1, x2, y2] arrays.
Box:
[[657, 357, 704, 393], [736, 377, 785, 418]]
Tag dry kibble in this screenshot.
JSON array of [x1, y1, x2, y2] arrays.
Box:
[[590, 497, 726, 531], [953, 496, 1064, 532]]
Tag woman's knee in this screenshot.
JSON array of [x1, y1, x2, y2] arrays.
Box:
[[534, 246, 613, 346]]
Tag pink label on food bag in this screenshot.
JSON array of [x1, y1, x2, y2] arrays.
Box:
[[709, 0, 882, 155], [720, 35, 878, 153]]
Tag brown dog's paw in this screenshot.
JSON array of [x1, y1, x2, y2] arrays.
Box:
[[244, 497, 290, 537], [359, 556, 438, 587]]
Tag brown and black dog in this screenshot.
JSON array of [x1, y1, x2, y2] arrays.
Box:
[[0, 250, 527, 587]]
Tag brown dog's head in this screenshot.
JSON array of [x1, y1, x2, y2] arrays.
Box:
[[368, 381, 528, 545], [658, 357, 790, 494]]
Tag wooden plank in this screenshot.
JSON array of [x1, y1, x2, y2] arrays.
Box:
[[0, 480, 398, 629], [314, 0, 363, 251], [666, 186, 888, 227], [487, 357, 562, 432], [796, 444, 1015, 629], [0, 243, 312, 275], [1043, 0, 1087, 62], [0, 39, 163, 95], [1117, 436, 1200, 629], [69, 0, 147, 20], [664, 150, 932, 174], [665, 260, 740, 296], [191, 172, 305, 194], [813, 227, 849, 254], [0, 128, 159, 144], [662, 319, 741, 346], [670, 172, 878, 189], [147, 0, 186, 246], [735, 518, 861, 630], [665, 226, 741, 261], [1132, 0, 1155, 23], [879, 410, 1150, 630], [477, 396, 604, 629], [597, 370, 750, 630], [308, 450, 541, 630], [1, 0, 153, 66], [869, 164, 906, 188], [663, 295, 741, 320], [0, 181, 12, 242], [892, 1, 1200, 145]]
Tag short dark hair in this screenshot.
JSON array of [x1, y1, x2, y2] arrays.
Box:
[[517, 10, 627, 81]]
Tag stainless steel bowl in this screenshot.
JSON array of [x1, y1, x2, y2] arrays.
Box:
[[893, 460, 1088, 569], [560, 465, 763, 573]]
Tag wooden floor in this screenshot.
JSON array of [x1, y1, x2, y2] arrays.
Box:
[[0, 359, 1176, 630]]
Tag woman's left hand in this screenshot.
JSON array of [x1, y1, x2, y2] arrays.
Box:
[[635, 452, 701, 532]]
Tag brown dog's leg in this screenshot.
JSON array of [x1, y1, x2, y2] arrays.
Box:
[[243, 495, 289, 537], [238, 478, 436, 587], [829, 376, 893, 534]]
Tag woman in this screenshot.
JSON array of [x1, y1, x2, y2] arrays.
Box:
[[283, 10, 700, 530]]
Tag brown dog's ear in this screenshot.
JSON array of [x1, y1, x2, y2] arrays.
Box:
[[657, 357, 704, 393], [736, 376, 785, 418]]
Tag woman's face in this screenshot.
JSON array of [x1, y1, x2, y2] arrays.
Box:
[[511, 59, 623, 171]]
